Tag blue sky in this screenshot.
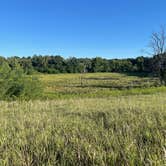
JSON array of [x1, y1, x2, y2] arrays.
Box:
[[0, 0, 166, 59]]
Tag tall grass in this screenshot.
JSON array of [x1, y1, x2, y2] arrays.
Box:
[[0, 93, 165, 165]]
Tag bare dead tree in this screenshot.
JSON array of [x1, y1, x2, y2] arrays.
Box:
[[149, 26, 166, 55], [148, 26, 166, 85]]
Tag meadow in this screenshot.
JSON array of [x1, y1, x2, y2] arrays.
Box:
[[39, 72, 166, 99], [0, 73, 166, 165]]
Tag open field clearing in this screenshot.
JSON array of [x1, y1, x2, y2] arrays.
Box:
[[38, 73, 166, 99], [1, 0, 166, 165], [0, 93, 165, 165]]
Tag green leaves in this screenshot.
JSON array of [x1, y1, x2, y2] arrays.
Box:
[[0, 62, 43, 100]]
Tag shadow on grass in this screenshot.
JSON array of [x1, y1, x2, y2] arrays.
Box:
[[84, 77, 119, 80], [121, 72, 153, 78], [74, 84, 143, 89]]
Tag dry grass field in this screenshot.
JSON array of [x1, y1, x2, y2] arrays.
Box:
[[0, 73, 165, 165]]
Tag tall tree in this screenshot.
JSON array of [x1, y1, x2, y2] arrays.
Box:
[[149, 26, 166, 84]]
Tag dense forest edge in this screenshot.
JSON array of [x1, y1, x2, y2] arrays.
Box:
[[1, 53, 166, 80], [1, 54, 165, 76]]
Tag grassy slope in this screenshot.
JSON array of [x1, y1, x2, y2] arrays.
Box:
[[0, 73, 165, 165]]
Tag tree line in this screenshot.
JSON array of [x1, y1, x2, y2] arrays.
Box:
[[0, 53, 166, 81], [0, 55, 158, 74]]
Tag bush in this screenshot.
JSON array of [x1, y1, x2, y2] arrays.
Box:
[[0, 62, 43, 100]]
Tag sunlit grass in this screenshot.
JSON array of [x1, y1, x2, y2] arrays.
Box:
[[0, 73, 165, 165], [36, 72, 166, 99], [0, 94, 165, 165]]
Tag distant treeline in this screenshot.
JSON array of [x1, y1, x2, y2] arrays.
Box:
[[0, 54, 166, 76], [0, 53, 166, 86]]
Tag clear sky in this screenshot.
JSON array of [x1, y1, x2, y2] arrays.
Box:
[[0, 0, 166, 59]]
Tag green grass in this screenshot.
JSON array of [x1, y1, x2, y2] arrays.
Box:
[[0, 73, 166, 165], [0, 94, 165, 165], [37, 72, 166, 99]]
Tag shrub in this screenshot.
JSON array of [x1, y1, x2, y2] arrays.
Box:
[[0, 62, 43, 100]]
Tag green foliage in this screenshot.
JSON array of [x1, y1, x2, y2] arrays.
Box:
[[0, 62, 42, 100], [91, 57, 110, 72], [5, 55, 154, 74], [19, 57, 35, 74], [160, 68, 166, 85], [110, 59, 133, 72], [152, 53, 166, 84]]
